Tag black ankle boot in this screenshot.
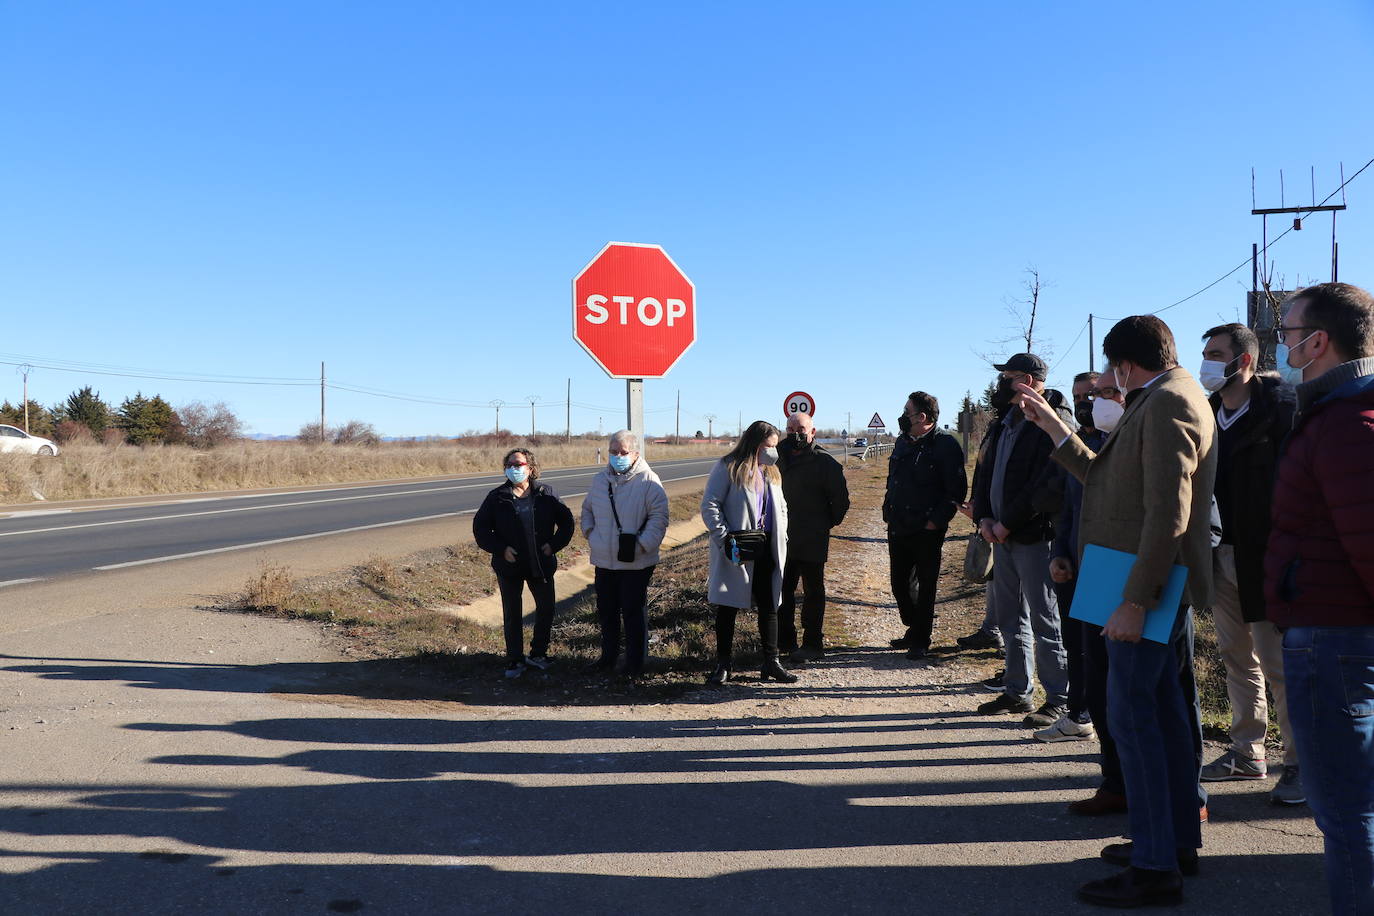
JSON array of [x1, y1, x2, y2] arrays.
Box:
[[705, 664, 731, 686], [760, 656, 798, 683]]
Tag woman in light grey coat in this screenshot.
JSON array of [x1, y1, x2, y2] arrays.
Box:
[[580, 430, 670, 676], [700, 420, 795, 685]]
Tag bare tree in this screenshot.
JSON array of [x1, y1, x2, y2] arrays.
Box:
[[333, 420, 380, 446], [1006, 267, 1052, 356], [179, 401, 244, 448], [976, 267, 1056, 365]]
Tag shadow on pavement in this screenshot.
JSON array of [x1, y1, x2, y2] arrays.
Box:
[[0, 700, 1325, 916], [0, 649, 1007, 710]]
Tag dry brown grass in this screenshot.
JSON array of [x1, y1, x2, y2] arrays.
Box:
[[228, 485, 719, 685], [0, 439, 728, 505]]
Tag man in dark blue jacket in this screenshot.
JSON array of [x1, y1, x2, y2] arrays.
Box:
[[778, 410, 850, 661], [884, 391, 967, 660]]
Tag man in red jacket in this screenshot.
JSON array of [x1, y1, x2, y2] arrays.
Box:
[[1267, 281, 1374, 916]]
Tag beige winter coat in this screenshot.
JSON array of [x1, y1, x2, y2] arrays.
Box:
[[580, 458, 670, 570]]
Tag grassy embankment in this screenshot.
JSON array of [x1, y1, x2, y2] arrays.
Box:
[[228, 455, 1256, 739], [236, 490, 732, 684], [0, 439, 728, 505]]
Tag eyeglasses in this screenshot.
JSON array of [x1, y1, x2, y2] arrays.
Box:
[[505, 460, 529, 468], [1272, 325, 1319, 344], [1088, 387, 1120, 400]]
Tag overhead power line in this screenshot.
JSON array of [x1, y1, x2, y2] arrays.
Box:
[[1150, 155, 1372, 316], [0, 358, 317, 387]]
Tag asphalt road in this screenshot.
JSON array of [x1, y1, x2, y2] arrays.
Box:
[[0, 456, 739, 586]]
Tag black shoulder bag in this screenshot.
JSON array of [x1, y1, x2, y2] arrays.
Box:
[[607, 480, 646, 563], [726, 481, 769, 564]]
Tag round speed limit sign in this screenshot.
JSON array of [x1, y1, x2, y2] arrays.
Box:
[[783, 391, 815, 420]]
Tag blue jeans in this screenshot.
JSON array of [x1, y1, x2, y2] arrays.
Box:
[[1107, 613, 1202, 872], [991, 540, 1068, 706], [1283, 626, 1374, 915]]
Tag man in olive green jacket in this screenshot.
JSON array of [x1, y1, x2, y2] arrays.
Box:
[[1017, 315, 1217, 908]]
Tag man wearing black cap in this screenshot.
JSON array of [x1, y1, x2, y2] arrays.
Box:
[[972, 353, 1072, 727]]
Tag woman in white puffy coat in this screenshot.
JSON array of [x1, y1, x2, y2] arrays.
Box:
[[580, 430, 670, 676]]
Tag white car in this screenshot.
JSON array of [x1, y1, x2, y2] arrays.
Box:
[[0, 425, 60, 456]]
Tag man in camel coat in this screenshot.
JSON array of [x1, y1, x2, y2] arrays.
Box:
[[1017, 315, 1217, 908]]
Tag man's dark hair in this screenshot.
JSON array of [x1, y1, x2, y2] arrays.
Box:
[[1072, 371, 1101, 385], [1102, 315, 1178, 372], [907, 391, 939, 424], [1289, 282, 1374, 360], [1202, 323, 1259, 363]]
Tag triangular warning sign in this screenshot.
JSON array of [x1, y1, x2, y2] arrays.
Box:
[[867, 413, 885, 428]]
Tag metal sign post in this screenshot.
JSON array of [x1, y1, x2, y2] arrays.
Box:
[[627, 378, 644, 457]]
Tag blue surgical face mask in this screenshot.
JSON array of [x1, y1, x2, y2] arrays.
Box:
[[505, 465, 528, 484], [609, 453, 633, 473], [1277, 330, 1319, 386]]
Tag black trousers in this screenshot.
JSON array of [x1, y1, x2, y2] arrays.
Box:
[[497, 574, 556, 661], [593, 565, 656, 673], [1083, 621, 1124, 794], [714, 547, 778, 663], [1054, 580, 1088, 720], [778, 557, 827, 650], [1085, 610, 1205, 802], [888, 530, 945, 650]]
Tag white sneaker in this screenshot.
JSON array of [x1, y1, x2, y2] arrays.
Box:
[[524, 655, 551, 671], [1034, 715, 1096, 743]]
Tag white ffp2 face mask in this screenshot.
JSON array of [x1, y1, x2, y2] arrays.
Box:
[[1092, 397, 1124, 433]]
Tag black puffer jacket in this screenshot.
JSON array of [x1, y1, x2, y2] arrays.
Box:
[[472, 481, 575, 580], [883, 430, 967, 537], [1211, 374, 1296, 622], [971, 396, 1073, 544], [777, 441, 850, 562]]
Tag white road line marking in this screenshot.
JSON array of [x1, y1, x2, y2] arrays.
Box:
[[0, 456, 718, 517], [0, 482, 495, 538], [0, 466, 717, 539], [84, 471, 714, 573], [92, 513, 470, 570], [0, 578, 44, 588]]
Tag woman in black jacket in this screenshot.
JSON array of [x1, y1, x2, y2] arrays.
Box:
[[472, 448, 575, 678]]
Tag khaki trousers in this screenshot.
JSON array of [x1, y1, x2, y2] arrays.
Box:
[[1211, 544, 1297, 765]]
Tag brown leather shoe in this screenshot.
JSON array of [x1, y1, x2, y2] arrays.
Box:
[[1068, 788, 1129, 816]]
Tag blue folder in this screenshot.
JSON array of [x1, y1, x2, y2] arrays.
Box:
[[1068, 544, 1188, 644]]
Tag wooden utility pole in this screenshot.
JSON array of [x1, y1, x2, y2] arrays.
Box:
[[566, 378, 571, 441], [1087, 315, 1094, 373], [527, 395, 538, 438], [675, 389, 680, 441], [490, 399, 503, 435], [319, 362, 326, 443], [704, 414, 716, 439]]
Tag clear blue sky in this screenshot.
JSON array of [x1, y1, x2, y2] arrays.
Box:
[[3, 1, 1372, 439]]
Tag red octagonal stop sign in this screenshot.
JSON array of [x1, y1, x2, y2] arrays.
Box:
[[573, 242, 696, 379]]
